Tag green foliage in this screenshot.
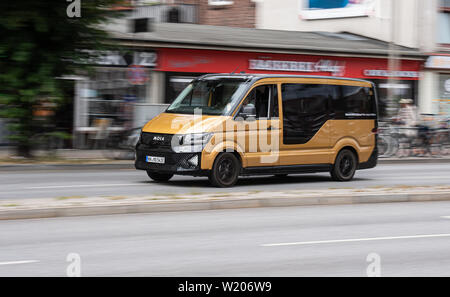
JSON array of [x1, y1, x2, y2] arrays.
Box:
[[0, 0, 124, 156]]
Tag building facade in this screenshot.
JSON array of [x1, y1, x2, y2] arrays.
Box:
[[256, 0, 450, 117], [422, 1, 450, 117], [181, 0, 256, 28], [129, 0, 257, 28]]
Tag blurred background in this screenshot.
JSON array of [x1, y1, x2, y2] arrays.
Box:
[[0, 0, 449, 159]]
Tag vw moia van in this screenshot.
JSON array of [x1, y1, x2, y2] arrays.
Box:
[[135, 74, 378, 187]]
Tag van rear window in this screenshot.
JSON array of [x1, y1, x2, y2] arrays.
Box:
[[333, 86, 376, 118]]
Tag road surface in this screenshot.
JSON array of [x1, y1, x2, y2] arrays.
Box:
[[1, 201, 450, 276], [0, 163, 449, 200]]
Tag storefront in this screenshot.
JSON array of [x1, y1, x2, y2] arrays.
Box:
[[73, 50, 157, 148], [154, 47, 422, 119], [424, 55, 450, 117]]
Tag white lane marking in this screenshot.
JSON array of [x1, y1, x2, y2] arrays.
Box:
[[26, 183, 140, 189], [0, 260, 40, 266], [262, 233, 450, 247], [384, 176, 450, 180], [441, 216, 450, 219]]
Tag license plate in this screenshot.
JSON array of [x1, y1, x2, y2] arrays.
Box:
[[146, 156, 165, 164]]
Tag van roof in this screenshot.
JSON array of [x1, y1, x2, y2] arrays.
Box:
[[196, 73, 374, 85]]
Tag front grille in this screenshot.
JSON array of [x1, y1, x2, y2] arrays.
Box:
[[136, 133, 201, 173], [141, 132, 175, 150], [135, 147, 200, 171]]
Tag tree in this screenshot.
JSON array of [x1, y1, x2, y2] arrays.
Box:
[[0, 0, 123, 157]]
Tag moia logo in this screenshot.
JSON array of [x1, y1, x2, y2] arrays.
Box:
[[66, 0, 81, 18]]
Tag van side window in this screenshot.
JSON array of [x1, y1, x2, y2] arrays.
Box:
[[333, 86, 376, 118], [241, 84, 278, 119], [270, 85, 279, 118], [281, 84, 332, 145]]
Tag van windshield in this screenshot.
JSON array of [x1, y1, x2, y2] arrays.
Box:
[[166, 78, 251, 115]]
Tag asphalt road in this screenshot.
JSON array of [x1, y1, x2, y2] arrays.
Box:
[[0, 163, 449, 200], [1, 201, 450, 276]]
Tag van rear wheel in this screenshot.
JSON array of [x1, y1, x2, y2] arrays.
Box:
[[209, 153, 240, 187], [146, 171, 173, 182], [331, 149, 357, 181]]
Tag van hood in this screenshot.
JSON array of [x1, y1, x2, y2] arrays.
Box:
[[142, 113, 229, 135]]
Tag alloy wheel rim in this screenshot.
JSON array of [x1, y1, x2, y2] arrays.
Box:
[[218, 158, 235, 183], [339, 154, 354, 177]]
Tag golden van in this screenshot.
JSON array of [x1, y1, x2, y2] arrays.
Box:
[[135, 74, 378, 187]]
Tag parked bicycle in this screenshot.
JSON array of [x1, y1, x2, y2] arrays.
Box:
[[30, 130, 70, 156], [101, 127, 141, 160], [377, 119, 449, 158]]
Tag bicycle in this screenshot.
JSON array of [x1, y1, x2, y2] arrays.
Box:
[[30, 130, 69, 156], [101, 127, 141, 160]]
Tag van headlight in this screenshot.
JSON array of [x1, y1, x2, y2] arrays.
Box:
[[173, 133, 213, 153]]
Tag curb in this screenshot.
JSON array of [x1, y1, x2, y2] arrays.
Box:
[[378, 158, 450, 164], [0, 158, 449, 171], [1, 192, 449, 220]]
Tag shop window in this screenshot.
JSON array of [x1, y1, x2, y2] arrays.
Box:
[[373, 80, 416, 120], [437, 74, 450, 116], [80, 68, 147, 130]]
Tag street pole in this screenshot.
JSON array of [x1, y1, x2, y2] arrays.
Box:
[[387, 0, 399, 119]]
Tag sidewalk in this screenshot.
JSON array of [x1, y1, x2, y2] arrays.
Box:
[[0, 148, 117, 160], [0, 148, 133, 170]]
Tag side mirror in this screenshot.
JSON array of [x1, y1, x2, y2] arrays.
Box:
[[240, 105, 256, 120]]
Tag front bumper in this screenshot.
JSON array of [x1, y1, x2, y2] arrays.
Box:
[[135, 143, 206, 176]]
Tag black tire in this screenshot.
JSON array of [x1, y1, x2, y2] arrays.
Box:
[[146, 171, 173, 182], [208, 153, 241, 187], [330, 149, 357, 182]]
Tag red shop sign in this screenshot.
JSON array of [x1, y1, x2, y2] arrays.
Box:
[[156, 48, 422, 80]]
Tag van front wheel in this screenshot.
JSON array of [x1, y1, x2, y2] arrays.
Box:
[[331, 149, 357, 181], [146, 171, 173, 182], [209, 153, 240, 187]]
